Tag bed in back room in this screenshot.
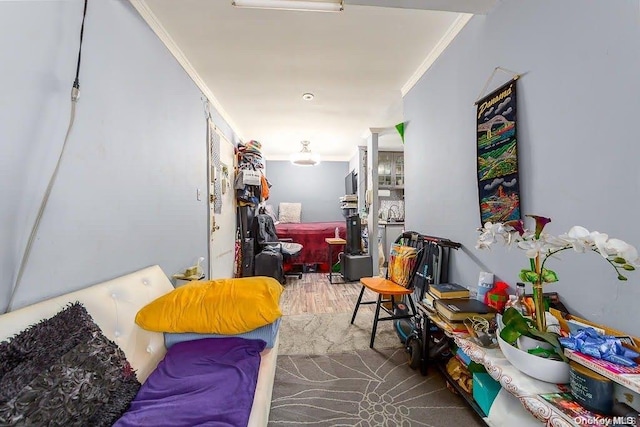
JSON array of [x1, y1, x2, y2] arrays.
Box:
[[276, 221, 347, 272], [266, 202, 347, 273]]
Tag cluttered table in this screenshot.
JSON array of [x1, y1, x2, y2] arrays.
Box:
[[454, 336, 581, 426], [417, 302, 611, 426]]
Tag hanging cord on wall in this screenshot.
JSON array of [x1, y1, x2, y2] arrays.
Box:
[[5, 0, 89, 313], [474, 66, 523, 105]]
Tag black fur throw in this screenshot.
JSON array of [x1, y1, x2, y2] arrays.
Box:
[[0, 302, 140, 426]]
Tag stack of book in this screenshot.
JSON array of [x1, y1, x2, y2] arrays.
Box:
[[339, 195, 358, 210], [422, 282, 496, 333]]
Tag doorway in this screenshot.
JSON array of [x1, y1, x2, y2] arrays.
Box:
[[207, 120, 236, 279]]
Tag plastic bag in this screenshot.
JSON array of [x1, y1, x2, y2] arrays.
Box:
[[388, 244, 418, 288]]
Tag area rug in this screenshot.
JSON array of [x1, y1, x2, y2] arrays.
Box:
[[268, 347, 484, 426], [277, 311, 402, 355]]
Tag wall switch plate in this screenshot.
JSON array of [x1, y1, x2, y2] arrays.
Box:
[[197, 188, 202, 201]]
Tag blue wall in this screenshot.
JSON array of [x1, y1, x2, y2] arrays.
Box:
[[266, 160, 348, 222], [0, 0, 238, 311], [403, 0, 640, 334]]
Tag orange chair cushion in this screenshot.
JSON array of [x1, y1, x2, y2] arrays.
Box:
[[360, 277, 413, 296]]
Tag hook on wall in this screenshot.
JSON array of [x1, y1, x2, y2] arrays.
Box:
[[474, 66, 525, 105], [201, 96, 212, 120]]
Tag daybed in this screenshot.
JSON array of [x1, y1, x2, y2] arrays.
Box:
[[275, 221, 346, 272], [0, 265, 279, 426]]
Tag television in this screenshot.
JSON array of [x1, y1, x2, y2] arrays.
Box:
[[345, 171, 357, 195]]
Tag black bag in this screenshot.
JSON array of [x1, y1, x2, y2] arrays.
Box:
[[253, 213, 279, 246], [241, 238, 255, 277], [254, 246, 284, 284]]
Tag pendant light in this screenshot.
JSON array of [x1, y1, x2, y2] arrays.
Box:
[[290, 141, 321, 166]]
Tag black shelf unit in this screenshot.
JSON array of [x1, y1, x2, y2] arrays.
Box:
[[435, 361, 488, 424], [415, 304, 488, 425]]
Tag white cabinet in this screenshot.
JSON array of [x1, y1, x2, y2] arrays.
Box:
[[378, 151, 404, 189]]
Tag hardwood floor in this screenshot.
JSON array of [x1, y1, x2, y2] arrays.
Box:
[[280, 272, 377, 316]]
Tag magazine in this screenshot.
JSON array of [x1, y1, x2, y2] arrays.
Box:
[[565, 349, 640, 394], [537, 392, 611, 425]]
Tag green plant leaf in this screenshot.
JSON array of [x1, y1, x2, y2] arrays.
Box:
[[519, 269, 539, 283], [613, 257, 627, 264], [499, 307, 568, 362], [499, 324, 521, 344], [502, 307, 528, 326], [541, 269, 559, 283], [618, 274, 628, 281], [500, 308, 533, 343], [623, 264, 635, 271], [527, 328, 568, 362]]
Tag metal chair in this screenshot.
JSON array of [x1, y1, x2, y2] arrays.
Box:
[[253, 212, 303, 282], [350, 231, 427, 348]]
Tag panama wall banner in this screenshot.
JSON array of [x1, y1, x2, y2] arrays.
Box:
[[476, 79, 521, 225]]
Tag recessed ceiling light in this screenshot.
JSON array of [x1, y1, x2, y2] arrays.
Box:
[[302, 93, 314, 101]]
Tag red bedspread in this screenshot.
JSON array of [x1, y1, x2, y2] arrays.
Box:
[[276, 221, 347, 273]]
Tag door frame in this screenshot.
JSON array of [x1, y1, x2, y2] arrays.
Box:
[[207, 119, 237, 279]]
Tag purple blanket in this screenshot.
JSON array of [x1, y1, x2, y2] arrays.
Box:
[[114, 337, 266, 427]]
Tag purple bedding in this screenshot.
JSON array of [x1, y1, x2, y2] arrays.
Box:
[[114, 337, 266, 427]]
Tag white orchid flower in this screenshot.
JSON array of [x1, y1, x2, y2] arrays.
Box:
[[475, 214, 637, 335], [517, 239, 549, 259], [540, 233, 570, 252], [477, 221, 515, 248], [475, 240, 492, 250], [606, 238, 640, 265], [590, 231, 610, 258], [559, 226, 593, 253]]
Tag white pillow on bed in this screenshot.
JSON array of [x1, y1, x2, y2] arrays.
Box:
[[278, 202, 302, 223]]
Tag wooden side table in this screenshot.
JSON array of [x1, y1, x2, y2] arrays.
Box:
[[325, 237, 346, 284]]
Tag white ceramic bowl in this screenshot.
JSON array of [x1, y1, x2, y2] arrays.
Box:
[[516, 334, 553, 352], [496, 314, 570, 384], [497, 333, 570, 384]]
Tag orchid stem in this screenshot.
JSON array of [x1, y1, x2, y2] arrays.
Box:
[[539, 247, 622, 278]]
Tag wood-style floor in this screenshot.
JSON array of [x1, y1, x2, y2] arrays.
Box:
[[280, 272, 377, 316]]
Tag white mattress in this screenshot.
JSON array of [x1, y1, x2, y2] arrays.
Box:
[[0, 265, 279, 427]]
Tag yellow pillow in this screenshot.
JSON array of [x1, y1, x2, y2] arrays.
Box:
[[135, 276, 284, 334]]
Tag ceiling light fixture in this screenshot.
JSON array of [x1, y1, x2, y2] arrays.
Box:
[[232, 0, 343, 13], [302, 92, 314, 101], [290, 141, 321, 166]]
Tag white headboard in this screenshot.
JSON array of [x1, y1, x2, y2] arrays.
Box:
[[0, 265, 174, 383]]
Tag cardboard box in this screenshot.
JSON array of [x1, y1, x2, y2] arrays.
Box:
[[473, 372, 501, 416], [549, 308, 640, 351]]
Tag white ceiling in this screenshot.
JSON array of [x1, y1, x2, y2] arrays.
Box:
[[135, 0, 497, 161]]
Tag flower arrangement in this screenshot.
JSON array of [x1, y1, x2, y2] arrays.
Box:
[[476, 215, 639, 333]]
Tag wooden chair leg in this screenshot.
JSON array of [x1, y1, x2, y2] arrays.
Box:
[[370, 293, 383, 348], [351, 285, 366, 325]]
